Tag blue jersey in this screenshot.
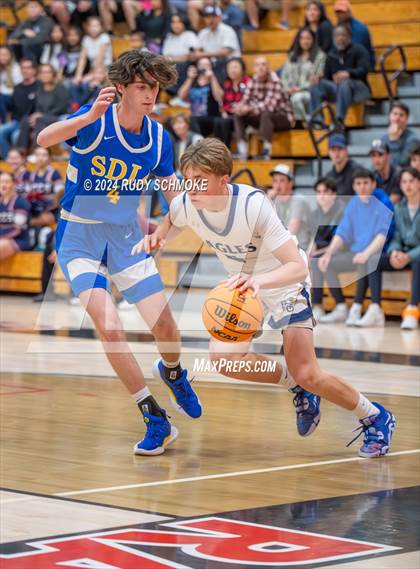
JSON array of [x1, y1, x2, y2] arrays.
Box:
[[61, 103, 174, 224]]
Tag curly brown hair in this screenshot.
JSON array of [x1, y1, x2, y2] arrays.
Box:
[[108, 50, 178, 89]]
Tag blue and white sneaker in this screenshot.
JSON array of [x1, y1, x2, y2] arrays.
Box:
[[348, 403, 396, 458], [153, 359, 202, 419], [133, 410, 178, 456], [291, 386, 321, 437]]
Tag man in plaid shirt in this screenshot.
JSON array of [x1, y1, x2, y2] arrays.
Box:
[[233, 56, 295, 160]]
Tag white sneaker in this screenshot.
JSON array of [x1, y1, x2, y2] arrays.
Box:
[[312, 305, 325, 322], [400, 306, 419, 330], [346, 303, 362, 327], [319, 303, 348, 323], [355, 304, 385, 328], [118, 299, 132, 310]]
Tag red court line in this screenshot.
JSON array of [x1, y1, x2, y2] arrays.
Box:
[[0, 383, 49, 396]]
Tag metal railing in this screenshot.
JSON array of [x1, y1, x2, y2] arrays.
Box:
[[379, 45, 407, 102], [231, 167, 258, 187], [307, 103, 338, 179]]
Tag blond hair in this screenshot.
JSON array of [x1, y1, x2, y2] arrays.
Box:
[[180, 138, 233, 177]]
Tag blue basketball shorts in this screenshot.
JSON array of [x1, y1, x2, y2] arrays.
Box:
[[56, 218, 164, 303]]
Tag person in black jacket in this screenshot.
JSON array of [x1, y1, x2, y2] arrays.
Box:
[[309, 23, 370, 126]]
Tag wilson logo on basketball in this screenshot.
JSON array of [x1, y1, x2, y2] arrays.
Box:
[[214, 305, 251, 330], [0, 516, 399, 568]]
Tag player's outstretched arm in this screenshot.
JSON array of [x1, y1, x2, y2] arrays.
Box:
[[37, 86, 116, 148]]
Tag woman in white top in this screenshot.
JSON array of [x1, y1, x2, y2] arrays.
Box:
[[0, 46, 22, 124], [73, 17, 112, 84], [162, 14, 199, 62], [40, 24, 66, 75]]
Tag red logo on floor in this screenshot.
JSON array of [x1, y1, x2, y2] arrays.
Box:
[[0, 516, 399, 568]]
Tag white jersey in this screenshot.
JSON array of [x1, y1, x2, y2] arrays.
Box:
[[170, 183, 312, 325]]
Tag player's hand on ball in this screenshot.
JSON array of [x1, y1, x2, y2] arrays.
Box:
[[88, 87, 117, 122], [226, 273, 260, 297], [131, 233, 165, 255]]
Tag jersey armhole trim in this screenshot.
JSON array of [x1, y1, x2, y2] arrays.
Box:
[[244, 189, 265, 230], [152, 123, 163, 170], [72, 114, 105, 155]]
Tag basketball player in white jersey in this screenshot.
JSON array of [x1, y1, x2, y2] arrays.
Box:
[[133, 138, 396, 458]]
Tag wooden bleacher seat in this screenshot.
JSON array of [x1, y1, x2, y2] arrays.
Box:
[[232, 159, 294, 187], [249, 129, 329, 158]]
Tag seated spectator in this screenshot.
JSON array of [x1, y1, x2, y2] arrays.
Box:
[[0, 171, 31, 261], [317, 168, 394, 326], [214, 57, 250, 147], [369, 139, 402, 204], [162, 14, 199, 93], [381, 101, 420, 167], [234, 57, 295, 160], [40, 24, 66, 74], [0, 59, 39, 159], [169, 114, 203, 174], [98, 0, 137, 34], [17, 64, 70, 155], [324, 133, 360, 196], [364, 167, 420, 330], [21, 146, 63, 230], [245, 0, 293, 30], [0, 47, 22, 124], [195, 5, 241, 73], [269, 164, 312, 250], [310, 23, 371, 129], [8, 0, 54, 63], [73, 17, 112, 84], [334, 0, 375, 69], [220, 0, 245, 39], [50, 0, 98, 31], [6, 149, 28, 193], [296, 1, 333, 54], [410, 143, 420, 172], [282, 27, 326, 122], [177, 57, 223, 137], [135, 0, 172, 54], [70, 66, 107, 109], [60, 27, 84, 84], [308, 177, 345, 321]]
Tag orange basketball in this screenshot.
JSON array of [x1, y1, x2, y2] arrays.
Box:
[[202, 284, 264, 342]]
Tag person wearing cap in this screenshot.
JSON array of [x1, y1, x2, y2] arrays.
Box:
[[196, 4, 241, 63], [233, 57, 295, 160], [324, 133, 361, 196], [381, 101, 420, 168], [334, 0, 375, 69], [269, 163, 312, 250], [309, 23, 371, 128], [370, 139, 402, 204]]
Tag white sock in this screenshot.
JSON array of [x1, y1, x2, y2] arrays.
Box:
[[131, 386, 151, 405], [263, 141, 272, 152], [162, 357, 181, 368], [277, 363, 297, 389], [352, 394, 379, 420]]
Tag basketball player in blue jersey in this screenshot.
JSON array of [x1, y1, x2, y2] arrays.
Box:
[[37, 51, 202, 456], [134, 138, 396, 459]]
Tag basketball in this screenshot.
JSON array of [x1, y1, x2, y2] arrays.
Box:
[[202, 284, 264, 342]]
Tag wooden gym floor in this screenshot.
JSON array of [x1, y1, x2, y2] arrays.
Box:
[[0, 294, 419, 568]]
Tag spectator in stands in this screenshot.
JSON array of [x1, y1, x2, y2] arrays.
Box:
[[0, 59, 39, 159], [214, 57, 250, 148], [177, 57, 223, 137], [6, 149, 27, 193], [410, 143, 420, 172], [299, 0, 333, 54], [8, 0, 54, 63], [0, 171, 31, 261], [325, 133, 360, 196], [60, 27, 84, 84], [196, 5, 241, 68], [381, 101, 420, 167], [282, 27, 326, 122], [334, 0, 375, 69], [234, 56, 294, 160], [70, 66, 107, 109], [162, 14, 199, 94], [308, 177, 346, 321], [40, 24, 66, 73], [21, 146, 63, 230], [135, 0, 171, 53], [0, 47, 22, 124], [269, 164, 312, 250], [170, 114, 203, 174], [317, 168, 394, 326], [98, 0, 135, 34], [309, 23, 371, 129], [51, 0, 98, 31], [245, 0, 293, 31], [73, 17, 112, 84], [17, 64, 70, 155], [369, 139, 402, 204], [220, 0, 245, 39]]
